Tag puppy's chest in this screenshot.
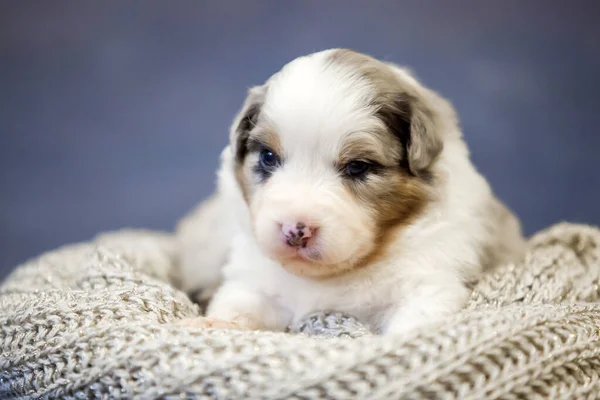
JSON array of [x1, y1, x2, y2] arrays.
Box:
[[259, 267, 400, 328]]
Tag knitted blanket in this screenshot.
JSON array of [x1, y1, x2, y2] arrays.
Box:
[[1, 223, 600, 399]]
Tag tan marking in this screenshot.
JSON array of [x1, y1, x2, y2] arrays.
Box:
[[234, 162, 251, 203], [344, 167, 433, 269], [357, 177, 434, 268]]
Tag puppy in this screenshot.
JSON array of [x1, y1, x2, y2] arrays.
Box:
[[176, 49, 525, 335]]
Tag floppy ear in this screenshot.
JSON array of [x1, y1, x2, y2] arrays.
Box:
[[229, 85, 267, 164], [377, 92, 444, 178]]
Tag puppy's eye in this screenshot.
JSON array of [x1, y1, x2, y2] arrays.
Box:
[[259, 148, 280, 169], [345, 160, 371, 178]]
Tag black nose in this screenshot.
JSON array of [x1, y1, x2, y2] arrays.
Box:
[[282, 222, 312, 248], [281, 221, 316, 248], [285, 230, 309, 247]]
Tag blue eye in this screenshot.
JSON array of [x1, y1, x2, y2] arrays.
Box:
[[345, 160, 371, 178], [259, 148, 280, 169]]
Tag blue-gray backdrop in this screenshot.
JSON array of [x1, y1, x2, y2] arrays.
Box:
[[1, 1, 599, 279]]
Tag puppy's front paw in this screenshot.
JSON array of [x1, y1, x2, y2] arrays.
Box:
[[175, 316, 253, 331], [384, 319, 430, 337]]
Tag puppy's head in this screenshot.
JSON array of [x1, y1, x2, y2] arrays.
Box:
[[229, 49, 454, 278]]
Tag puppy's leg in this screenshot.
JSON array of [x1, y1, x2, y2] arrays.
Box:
[[178, 281, 289, 331], [383, 276, 469, 336]]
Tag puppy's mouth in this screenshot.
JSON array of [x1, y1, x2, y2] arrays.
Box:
[[276, 245, 323, 263], [295, 246, 323, 261], [279, 248, 360, 279]]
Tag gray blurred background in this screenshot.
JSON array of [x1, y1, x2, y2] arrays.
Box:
[[1, 1, 599, 279]]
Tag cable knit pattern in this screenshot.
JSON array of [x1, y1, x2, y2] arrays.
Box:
[[1, 223, 600, 399]]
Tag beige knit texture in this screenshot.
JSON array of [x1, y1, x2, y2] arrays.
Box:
[[1, 222, 600, 399]]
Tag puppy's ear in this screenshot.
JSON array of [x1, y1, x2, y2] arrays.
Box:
[[378, 91, 445, 178], [229, 85, 267, 164]]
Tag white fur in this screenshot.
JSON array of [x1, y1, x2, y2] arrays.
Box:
[[177, 50, 525, 335]]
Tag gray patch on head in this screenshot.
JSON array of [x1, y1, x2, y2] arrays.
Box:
[[325, 49, 445, 178]]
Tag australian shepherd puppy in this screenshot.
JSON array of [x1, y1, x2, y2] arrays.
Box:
[[176, 49, 525, 335]]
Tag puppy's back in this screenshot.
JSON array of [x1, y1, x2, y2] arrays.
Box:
[[482, 196, 526, 271]]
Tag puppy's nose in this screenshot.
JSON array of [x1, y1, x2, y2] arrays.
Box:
[[281, 222, 316, 248]]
